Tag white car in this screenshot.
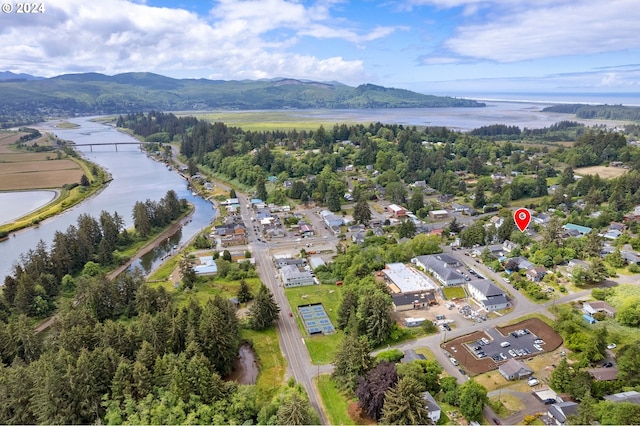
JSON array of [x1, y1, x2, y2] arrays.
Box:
[[450, 357, 459, 366], [607, 343, 617, 349], [528, 378, 540, 386]]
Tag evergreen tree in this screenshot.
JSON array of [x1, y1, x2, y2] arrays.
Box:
[[497, 214, 515, 242], [380, 376, 430, 425], [179, 255, 197, 290], [357, 292, 392, 346], [256, 175, 268, 201], [248, 284, 280, 331], [353, 199, 372, 225], [447, 216, 462, 234], [80, 174, 90, 187], [276, 391, 315, 425], [132, 201, 151, 238], [198, 297, 240, 376], [397, 219, 416, 239], [473, 186, 486, 209], [550, 358, 573, 393], [237, 279, 253, 303], [331, 334, 374, 392], [336, 289, 358, 330], [536, 172, 548, 197], [408, 189, 424, 214]]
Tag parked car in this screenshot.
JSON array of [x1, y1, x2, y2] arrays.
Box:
[[544, 398, 556, 405], [603, 362, 614, 368], [500, 341, 511, 348], [607, 343, 617, 349], [450, 357, 459, 366], [528, 377, 540, 386]]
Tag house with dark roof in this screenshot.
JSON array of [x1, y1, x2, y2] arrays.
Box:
[[412, 255, 465, 287], [392, 293, 432, 312], [422, 392, 441, 424], [588, 367, 619, 381], [498, 359, 534, 380], [604, 390, 640, 405], [548, 402, 579, 426], [402, 349, 426, 363], [526, 267, 548, 282], [467, 279, 509, 311]]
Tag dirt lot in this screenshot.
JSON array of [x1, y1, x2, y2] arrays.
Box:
[[575, 165, 628, 179], [443, 318, 563, 376]]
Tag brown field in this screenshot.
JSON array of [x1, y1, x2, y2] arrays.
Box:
[[574, 165, 628, 179], [0, 169, 83, 190], [0, 132, 23, 153], [0, 131, 83, 190]]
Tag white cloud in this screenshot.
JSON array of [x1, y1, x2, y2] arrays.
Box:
[[0, 0, 389, 82], [442, 0, 640, 62]]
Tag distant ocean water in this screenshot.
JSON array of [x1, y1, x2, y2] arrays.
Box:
[[444, 92, 640, 107]]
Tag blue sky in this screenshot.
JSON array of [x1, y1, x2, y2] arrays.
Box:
[[1, 0, 639, 96]]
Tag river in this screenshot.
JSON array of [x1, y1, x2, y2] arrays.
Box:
[[0, 117, 216, 279]]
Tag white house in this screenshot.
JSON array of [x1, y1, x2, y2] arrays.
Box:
[[467, 279, 509, 311], [422, 392, 441, 424], [280, 265, 314, 287]]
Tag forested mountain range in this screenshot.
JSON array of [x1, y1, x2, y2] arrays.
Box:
[[0, 72, 484, 128]]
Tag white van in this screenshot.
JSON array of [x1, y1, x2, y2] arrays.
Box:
[[500, 341, 511, 348]]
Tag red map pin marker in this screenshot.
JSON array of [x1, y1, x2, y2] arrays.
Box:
[[514, 208, 531, 232]]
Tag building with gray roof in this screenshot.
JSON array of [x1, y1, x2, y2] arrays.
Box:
[[280, 265, 314, 287], [412, 255, 465, 286]]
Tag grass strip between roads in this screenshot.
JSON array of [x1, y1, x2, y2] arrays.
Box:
[[315, 374, 355, 425]]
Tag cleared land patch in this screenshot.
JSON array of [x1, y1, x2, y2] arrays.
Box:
[[0, 161, 83, 190], [0, 133, 84, 191], [574, 165, 628, 179]]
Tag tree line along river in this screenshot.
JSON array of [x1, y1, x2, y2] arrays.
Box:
[[0, 117, 216, 280]]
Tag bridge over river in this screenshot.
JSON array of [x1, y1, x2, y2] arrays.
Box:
[[68, 141, 157, 152]]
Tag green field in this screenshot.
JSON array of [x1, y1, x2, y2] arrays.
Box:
[[242, 328, 286, 404], [284, 284, 345, 364], [442, 286, 466, 300], [316, 374, 355, 425], [188, 111, 351, 132]]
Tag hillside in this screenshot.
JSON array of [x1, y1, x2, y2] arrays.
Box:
[[542, 103, 640, 122], [0, 72, 484, 127]]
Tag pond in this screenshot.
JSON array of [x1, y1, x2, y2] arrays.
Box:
[[226, 344, 259, 385], [0, 190, 57, 225]]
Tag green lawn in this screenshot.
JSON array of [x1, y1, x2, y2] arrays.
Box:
[[316, 374, 355, 425], [442, 286, 466, 300], [242, 327, 286, 404], [284, 284, 345, 364], [305, 332, 344, 365]]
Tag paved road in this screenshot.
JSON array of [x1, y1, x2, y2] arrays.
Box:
[[235, 193, 328, 425]]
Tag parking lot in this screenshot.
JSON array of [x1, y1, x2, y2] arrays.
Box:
[[443, 318, 563, 375], [465, 327, 546, 363]]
